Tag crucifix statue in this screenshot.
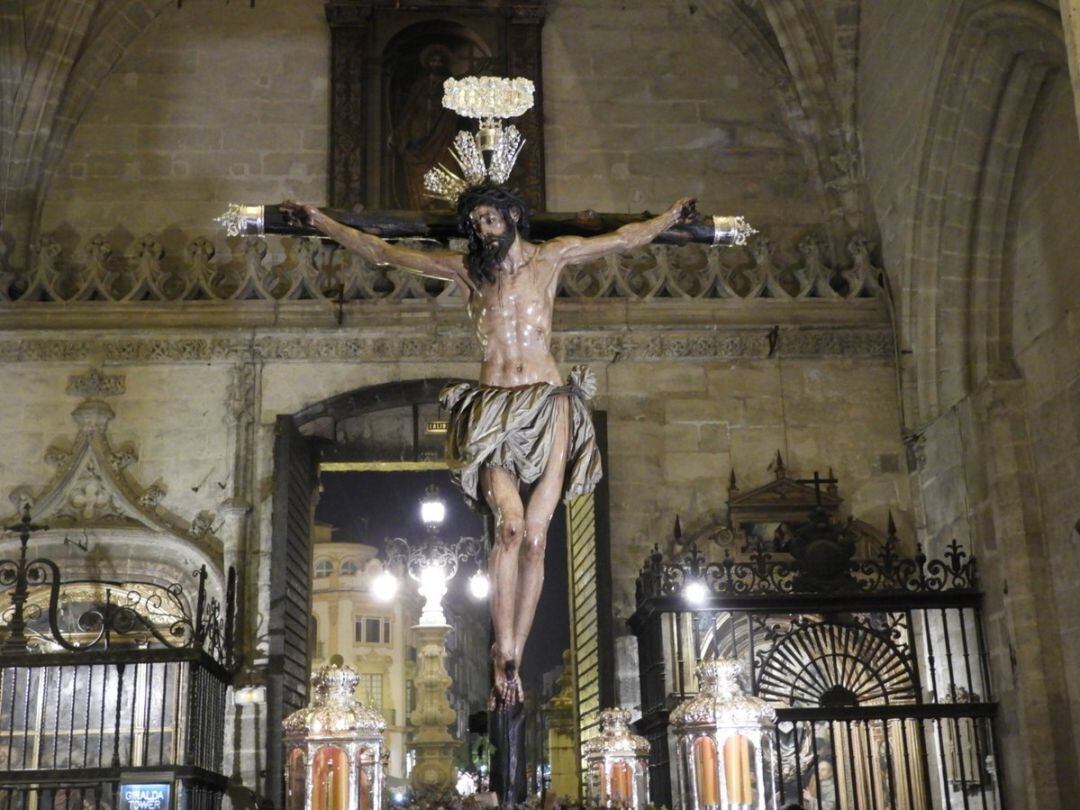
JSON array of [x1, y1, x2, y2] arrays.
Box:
[[282, 185, 695, 695], [220, 75, 753, 806]]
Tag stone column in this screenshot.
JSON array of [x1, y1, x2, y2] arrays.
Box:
[[1065, 0, 1080, 134], [544, 653, 580, 803], [408, 623, 459, 790]]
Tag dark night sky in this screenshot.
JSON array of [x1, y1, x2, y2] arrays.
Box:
[[314, 469, 570, 687]]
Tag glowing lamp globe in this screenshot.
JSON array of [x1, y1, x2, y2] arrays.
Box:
[[468, 570, 490, 600], [370, 569, 400, 603], [420, 491, 445, 526], [683, 579, 708, 606], [418, 562, 447, 589]]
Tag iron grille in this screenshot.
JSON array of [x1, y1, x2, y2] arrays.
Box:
[[630, 523, 1001, 810], [0, 510, 237, 809]]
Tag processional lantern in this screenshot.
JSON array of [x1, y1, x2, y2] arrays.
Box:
[[582, 708, 651, 808], [670, 659, 779, 810], [283, 664, 387, 810]]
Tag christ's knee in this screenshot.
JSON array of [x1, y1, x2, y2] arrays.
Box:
[[497, 516, 525, 549], [522, 529, 547, 563]]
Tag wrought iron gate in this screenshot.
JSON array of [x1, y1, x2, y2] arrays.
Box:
[[629, 467, 1001, 810], [0, 508, 237, 810]]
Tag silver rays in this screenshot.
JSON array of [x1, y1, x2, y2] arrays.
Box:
[[423, 125, 525, 204]]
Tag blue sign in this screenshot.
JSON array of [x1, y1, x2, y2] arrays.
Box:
[[119, 783, 171, 810]]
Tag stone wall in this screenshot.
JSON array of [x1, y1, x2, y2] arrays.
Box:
[[602, 355, 908, 619], [858, 0, 961, 286], [38, 0, 824, 253], [1007, 67, 1080, 764], [543, 0, 824, 244], [39, 2, 330, 248], [858, 1, 1080, 805]]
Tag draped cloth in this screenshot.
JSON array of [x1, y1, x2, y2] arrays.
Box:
[[439, 365, 603, 510]]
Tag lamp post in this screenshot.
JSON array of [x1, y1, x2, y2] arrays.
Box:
[[374, 485, 487, 628], [371, 485, 488, 791]]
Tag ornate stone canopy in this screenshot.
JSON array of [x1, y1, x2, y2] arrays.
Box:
[[1, 369, 223, 583]]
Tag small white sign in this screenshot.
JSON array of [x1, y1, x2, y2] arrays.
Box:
[[119, 783, 171, 810]]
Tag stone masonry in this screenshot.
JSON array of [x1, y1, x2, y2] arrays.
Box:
[[0, 0, 1077, 807]]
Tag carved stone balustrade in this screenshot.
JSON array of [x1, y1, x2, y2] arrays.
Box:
[[0, 232, 886, 305], [0, 230, 895, 366]]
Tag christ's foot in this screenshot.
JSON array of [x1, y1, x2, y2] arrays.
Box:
[[490, 646, 524, 709]]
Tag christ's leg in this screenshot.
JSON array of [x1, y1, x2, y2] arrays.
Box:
[[514, 397, 570, 665], [480, 465, 525, 706]]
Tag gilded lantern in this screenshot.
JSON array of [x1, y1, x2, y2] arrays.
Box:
[[283, 664, 387, 810], [670, 659, 778, 810], [582, 708, 650, 808]]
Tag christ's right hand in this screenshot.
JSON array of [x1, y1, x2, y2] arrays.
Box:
[[279, 200, 319, 229]]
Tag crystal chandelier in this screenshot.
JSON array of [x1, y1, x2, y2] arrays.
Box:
[[423, 76, 535, 204]]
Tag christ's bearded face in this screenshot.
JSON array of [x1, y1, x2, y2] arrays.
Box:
[[468, 203, 517, 277]]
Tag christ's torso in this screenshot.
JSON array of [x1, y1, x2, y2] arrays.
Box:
[[467, 250, 561, 388]]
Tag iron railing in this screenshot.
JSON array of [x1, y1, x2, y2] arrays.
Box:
[[630, 518, 1002, 810], [0, 507, 237, 810]]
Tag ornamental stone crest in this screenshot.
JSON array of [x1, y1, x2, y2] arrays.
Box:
[[66, 367, 125, 398]]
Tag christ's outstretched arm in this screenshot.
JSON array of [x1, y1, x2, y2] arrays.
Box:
[[541, 197, 698, 270], [280, 201, 469, 285]]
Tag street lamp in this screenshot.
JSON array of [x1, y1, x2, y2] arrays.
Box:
[[372, 485, 489, 625], [365, 484, 489, 791], [420, 486, 446, 528]]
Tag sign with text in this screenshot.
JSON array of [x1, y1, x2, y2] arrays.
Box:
[[119, 784, 171, 810]]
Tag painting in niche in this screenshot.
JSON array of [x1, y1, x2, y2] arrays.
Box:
[[383, 23, 494, 210]]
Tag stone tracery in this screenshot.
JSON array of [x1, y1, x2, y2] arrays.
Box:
[[2, 368, 224, 585], [4, 234, 886, 304]]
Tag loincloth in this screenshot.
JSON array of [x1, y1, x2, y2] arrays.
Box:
[[439, 365, 603, 510]]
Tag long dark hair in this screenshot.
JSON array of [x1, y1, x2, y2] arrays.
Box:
[[456, 183, 531, 287]]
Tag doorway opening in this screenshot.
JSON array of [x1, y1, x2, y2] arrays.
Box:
[[267, 379, 597, 803]]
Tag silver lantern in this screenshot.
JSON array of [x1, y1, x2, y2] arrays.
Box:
[[582, 708, 650, 808], [670, 659, 778, 810], [283, 664, 387, 810]]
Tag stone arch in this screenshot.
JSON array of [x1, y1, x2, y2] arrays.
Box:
[[904, 0, 1066, 423], [1, 0, 176, 266], [294, 377, 466, 460], [268, 376, 476, 797], [696, 0, 877, 258], [902, 6, 1080, 802]]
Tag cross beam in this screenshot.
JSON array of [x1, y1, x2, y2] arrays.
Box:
[[217, 203, 755, 247]]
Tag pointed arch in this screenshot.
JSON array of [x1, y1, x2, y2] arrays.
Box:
[[903, 0, 1066, 422], [0, 0, 176, 265], [696, 0, 877, 257]]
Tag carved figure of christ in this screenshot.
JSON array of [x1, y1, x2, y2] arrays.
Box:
[[282, 188, 696, 706]]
